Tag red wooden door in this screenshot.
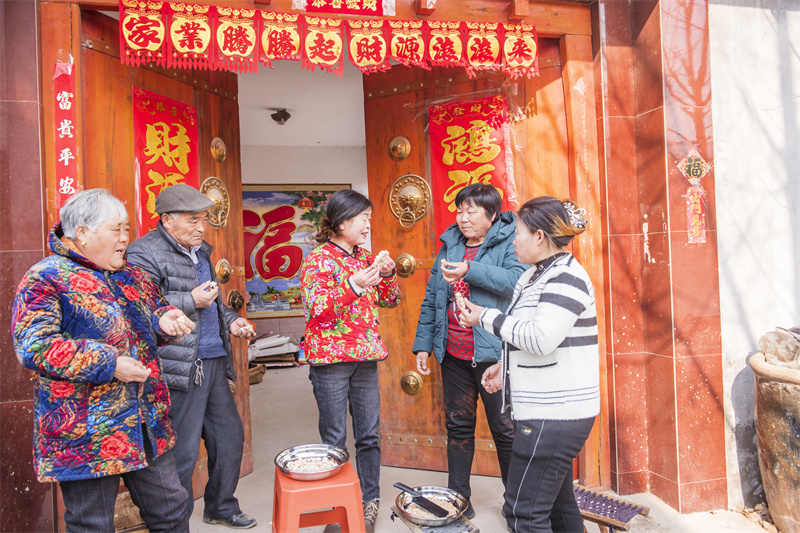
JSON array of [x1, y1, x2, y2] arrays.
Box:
[[365, 38, 578, 477], [43, 10, 252, 514]]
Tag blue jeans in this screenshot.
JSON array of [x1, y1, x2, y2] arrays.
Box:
[[60, 448, 189, 533], [309, 361, 381, 501], [504, 417, 596, 533]]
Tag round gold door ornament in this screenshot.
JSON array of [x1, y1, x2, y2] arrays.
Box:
[[215, 258, 232, 284], [400, 370, 423, 396], [211, 137, 227, 163], [395, 253, 417, 278], [389, 174, 431, 229], [200, 176, 230, 228], [227, 289, 244, 312], [388, 136, 411, 161]]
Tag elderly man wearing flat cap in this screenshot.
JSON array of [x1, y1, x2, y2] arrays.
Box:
[[127, 184, 256, 529]]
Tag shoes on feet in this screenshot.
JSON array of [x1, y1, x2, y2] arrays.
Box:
[[463, 499, 476, 520], [202, 512, 257, 529], [363, 500, 379, 533]]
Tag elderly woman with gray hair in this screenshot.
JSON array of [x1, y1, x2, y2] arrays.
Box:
[[11, 189, 195, 532]]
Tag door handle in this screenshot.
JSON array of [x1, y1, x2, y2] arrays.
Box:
[[395, 253, 435, 278], [395, 253, 416, 278]]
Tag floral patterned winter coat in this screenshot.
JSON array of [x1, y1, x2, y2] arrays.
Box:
[[11, 223, 179, 482], [301, 242, 401, 365]]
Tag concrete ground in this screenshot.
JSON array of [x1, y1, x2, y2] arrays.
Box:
[[189, 365, 765, 533]]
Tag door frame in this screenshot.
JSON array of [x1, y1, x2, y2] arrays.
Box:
[[39, 0, 608, 491]]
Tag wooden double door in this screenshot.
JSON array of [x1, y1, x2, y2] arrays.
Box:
[[364, 36, 607, 487]]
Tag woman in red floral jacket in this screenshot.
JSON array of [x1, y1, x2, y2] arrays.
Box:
[[300, 189, 401, 533], [11, 189, 195, 532]]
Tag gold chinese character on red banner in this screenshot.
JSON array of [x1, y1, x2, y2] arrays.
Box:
[[465, 22, 501, 71], [347, 20, 389, 73], [430, 95, 517, 247], [503, 23, 538, 79], [215, 7, 258, 72], [428, 21, 464, 68], [168, 3, 212, 69], [121, 0, 166, 66], [260, 12, 301, 67], [388, 20, 426, 68], [302, 16, 344, 75], [133, 87, 199, 235]]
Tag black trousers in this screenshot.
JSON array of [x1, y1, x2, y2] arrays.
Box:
[[168, 356, 244, 520], [503, 417, 596, 533], [440, 353, 514, 499], [60, 441, 189, 533]]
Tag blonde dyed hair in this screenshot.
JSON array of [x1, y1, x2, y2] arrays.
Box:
[[517, 196, 586, 248]]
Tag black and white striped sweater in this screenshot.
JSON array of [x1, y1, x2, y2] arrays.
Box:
[[479, 254, 600, 421]]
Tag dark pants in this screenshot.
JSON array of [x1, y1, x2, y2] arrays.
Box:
[[309, 361, 381, 501], [61, 446, 188, 533], [169, 356, 244, 519], [441, 353, 514, 499], [503, 417, 596, 533]]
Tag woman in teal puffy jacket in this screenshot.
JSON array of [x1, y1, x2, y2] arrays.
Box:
[[412, 184, 525, 518]]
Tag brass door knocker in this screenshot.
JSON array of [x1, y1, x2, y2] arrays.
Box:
[[200, 177, 230, 228], [389, 174, 431, 229]]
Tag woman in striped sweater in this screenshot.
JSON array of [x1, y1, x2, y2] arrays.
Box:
[[458, 196, 599, 533]]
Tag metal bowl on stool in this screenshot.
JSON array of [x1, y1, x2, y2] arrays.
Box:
[[274, 444, 349, 481], [394, 485, 468, 527]]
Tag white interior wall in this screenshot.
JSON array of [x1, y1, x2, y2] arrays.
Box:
[[709, 0, 800, 508], [238, 59, 371, 337], [238, 59, 371, 247], [238, 61, 369, 185]]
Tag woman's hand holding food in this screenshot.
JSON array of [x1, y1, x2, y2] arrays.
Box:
[[231, 317, 256, 339], [415, 351, 431, 375], [441, 261, 469, 284], [379, 256, 396, 276], [481, 362, 502, 394], [159, 309, 195, 337], [114, 355, 151, 383], [351, 263, 383, 288], [457, 297, 484, 328]]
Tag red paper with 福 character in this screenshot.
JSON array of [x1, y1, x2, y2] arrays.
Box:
[[429, 94, 517, 245]]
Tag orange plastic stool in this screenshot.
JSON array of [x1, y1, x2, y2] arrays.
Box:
[[272, 461, 366, 533]]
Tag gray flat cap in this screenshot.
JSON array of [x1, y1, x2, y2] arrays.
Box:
[[156, 184, 215, 214]]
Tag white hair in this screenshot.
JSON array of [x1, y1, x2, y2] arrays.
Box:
[[60, 189, 129, 239]]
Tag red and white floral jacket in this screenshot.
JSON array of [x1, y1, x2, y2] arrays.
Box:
[[300, 242, 401, 365]]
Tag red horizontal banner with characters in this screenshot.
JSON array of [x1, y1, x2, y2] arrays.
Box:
[[292, 0, 395, 17], [429, 95, 518, 245], [119, 0, 538, 78]]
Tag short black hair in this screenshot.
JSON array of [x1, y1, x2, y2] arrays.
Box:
[[454, 184, 502, 222]]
